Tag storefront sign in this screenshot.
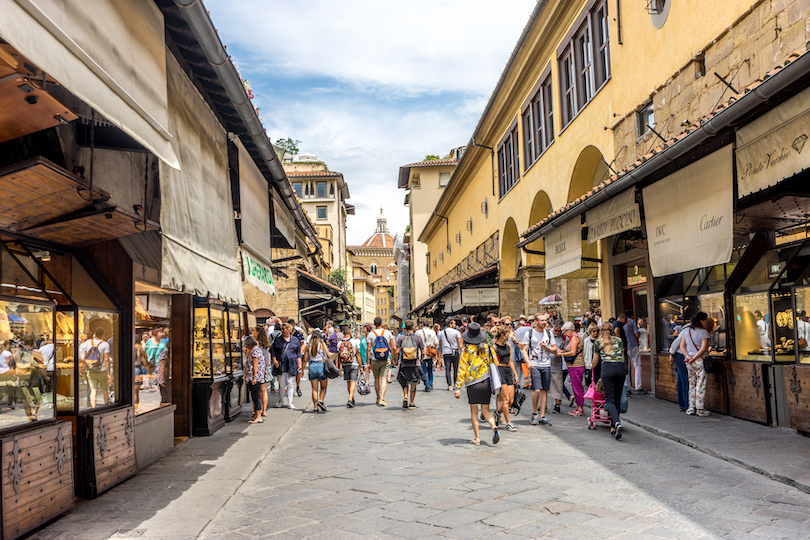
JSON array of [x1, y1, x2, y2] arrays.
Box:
[[147, 292, 169, 318], [737, 85, 810, 198], [461, 287, 499, 306], [643, 146, 734, 277], [544, 218, 583, 280], [241, 248, 275, 295], [586, 188, 640, 243]]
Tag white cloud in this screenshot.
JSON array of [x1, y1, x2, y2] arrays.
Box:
[[204, 0, 537, 244]]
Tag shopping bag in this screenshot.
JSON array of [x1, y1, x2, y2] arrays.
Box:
[[357, 372, 371, 395], [619, 384, 629, 413], [584, 382, 596, 400], [489, 363, 502, 395]]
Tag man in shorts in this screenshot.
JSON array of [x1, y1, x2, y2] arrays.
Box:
[[415, 320, 438, 392], [396, 320, 426, 408], [367, 317, 396, 406], [521, 314, 554, 426], [338, 326, 362, 408]]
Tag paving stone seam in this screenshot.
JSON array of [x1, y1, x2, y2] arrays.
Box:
[[194, 410, 307, 539], [622, 417, 810, 496]]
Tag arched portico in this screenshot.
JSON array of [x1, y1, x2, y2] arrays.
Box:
[[526, 191, 552, 266], [568, 145, 609, 204]]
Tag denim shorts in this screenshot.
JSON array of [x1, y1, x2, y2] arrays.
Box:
[[308, 361, 326, 381], [530, 366, 551, 391]]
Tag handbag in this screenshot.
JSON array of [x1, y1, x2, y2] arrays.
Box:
[[487, 348, 501, 394], [323, 357, 341, 379], [619, 384, 629, 413], [357, 371, 371, 395], [687, 329, 712, 373]]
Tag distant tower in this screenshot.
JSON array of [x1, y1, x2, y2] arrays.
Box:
[[375, 206, 389, 234]]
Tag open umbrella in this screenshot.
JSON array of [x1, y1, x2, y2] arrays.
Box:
[[539, 294, 562, 305]]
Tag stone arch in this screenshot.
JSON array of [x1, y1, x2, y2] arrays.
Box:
[[567, 145, 609, 204], [501, 217, 520, 280], [526, 191, 552, 266]]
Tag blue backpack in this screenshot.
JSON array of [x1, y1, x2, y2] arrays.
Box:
[[372, 330, 390, 361]]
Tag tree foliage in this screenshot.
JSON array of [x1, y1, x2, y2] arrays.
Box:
[[424, 154, 440, 161], [276, 138, 302, 156], [327, 268, 347, 289]]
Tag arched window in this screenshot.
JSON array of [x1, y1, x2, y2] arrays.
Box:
[[370, 263, 378, 275]]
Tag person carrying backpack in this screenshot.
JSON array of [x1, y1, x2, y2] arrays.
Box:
[[366, 317, 396, 407], [438, 318, 463, 391], [82, 328, 112, 408], [396, 320, 425, 409], [338, 326, 362, 408]]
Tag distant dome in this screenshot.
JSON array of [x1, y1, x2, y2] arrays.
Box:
[[362, 207, 395, 248]]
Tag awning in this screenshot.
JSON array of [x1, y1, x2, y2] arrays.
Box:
[[236, 138, 271, 257], [159, 54, 243, 304], [545, 219, 583, 280], [643, 145, 734, 277], [273, 198, 296, 248], [0, 0, 178, 169], [737, 84, 810, 198], [22, 206, 158, 246], [242, 246, 274, 296], [586, 188, 640, 243], [442, 287, 461, 313]]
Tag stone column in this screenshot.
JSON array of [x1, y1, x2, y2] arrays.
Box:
[[499, 278, 522, 317], [520, 266, 547, 317]]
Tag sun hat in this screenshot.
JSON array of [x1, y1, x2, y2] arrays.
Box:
[[462, 322, 486, 345]]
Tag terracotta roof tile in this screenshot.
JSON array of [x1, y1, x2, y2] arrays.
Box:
[[519, 46, 810, 240], [286, 170, 343, 178], [403, 158, 459, 168]]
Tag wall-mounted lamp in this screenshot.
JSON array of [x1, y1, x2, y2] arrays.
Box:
[[466, 218, 473, 234], [455, 232, 461, 244], [480, 198, 488, 218]]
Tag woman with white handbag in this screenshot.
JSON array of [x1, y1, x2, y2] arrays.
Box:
[[453, 323, 500, 445]]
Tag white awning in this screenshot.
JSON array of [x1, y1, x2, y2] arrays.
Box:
[[736, 85, 810, 198], [273, 198, 296, 248], [0, 0, 178, 169], [643, 145, 734, 277], [586, 188, 640, 243], [442, 287, 461, 313], [544, 218, 583, 280], [159, 54, 243, 304], [236, 138, 271, 257]]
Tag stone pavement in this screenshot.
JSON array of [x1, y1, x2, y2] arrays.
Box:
[[622, 393, 810, 494], [29, 381, 810, 540]]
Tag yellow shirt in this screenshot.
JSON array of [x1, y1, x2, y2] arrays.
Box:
[[455, 344, 497, 388]]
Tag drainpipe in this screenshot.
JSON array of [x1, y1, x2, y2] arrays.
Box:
[[472, 138, 495, 197], [173, 0, 321, 253]]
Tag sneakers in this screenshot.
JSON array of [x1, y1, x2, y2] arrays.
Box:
[[403, 400, 409, 409], [505, 422, 518, 432], [531, 413, 539, 425], [347, 400, 354, 408], [686, 408, 695, 415], [538, 417, 552, 426], [448, 386, 453, 391], [614, 422, 622, 440], [408, 403, 417, 409], [493, 428, 500, 444], [480, 413, 486, 422], [552, 403, 561, 414], [274, 401, 284, 408], [288, 403, 296, 410], [316, 401, 325, 412], [697, 409, 711, 417], [379, 399, 387, 407], [296, 387, 302, 397]]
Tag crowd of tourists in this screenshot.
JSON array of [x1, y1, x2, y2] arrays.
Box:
[[240, 308, 715, 441]]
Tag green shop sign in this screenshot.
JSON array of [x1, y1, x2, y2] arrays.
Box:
[[242, 249, 275, 295]]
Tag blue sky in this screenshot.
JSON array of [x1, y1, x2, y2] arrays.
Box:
[[206, 0, 537, 244]]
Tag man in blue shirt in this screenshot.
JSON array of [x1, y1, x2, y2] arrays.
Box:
[[623, 311, 644, 394]]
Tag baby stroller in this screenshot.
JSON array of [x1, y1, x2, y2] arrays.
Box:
[[585, 380, 610, 430]]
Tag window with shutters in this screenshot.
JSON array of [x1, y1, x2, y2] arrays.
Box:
[[497, 119, 520, 198], [521, 70, 554, 172]]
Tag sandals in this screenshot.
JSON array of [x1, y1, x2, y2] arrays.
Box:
[[247, 419, 263, 424], [469, 439, 480, 445], [569, 409, 583, 416]]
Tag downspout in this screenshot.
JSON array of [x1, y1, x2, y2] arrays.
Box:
[[173, 0, 321, 253], [472, 138, 496, 197]]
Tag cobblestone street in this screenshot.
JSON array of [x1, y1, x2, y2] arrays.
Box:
[[33, 383, 810, 540]]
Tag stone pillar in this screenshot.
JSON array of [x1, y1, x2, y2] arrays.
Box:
[[499, 278, 522, 317], [520, 266, 547, 317], [558, 278, 590, 321]]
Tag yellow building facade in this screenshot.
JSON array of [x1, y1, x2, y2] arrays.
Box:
[[419, 0, 790, 320]]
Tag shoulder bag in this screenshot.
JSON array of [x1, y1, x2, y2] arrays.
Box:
[[687, 328, 713, 373], [323, 345, 341, 379], [486, 346, 502, 395]]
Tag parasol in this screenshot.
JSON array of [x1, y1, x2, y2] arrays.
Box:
[[539, 294, 562, 305]]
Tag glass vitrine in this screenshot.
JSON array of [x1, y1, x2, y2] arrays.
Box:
[[193, 306, 211, 378], [226, 307, 243, 373], [210, 306, 226, 377]]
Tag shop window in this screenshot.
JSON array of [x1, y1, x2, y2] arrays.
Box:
[[135, 284, 173, 415], [77, 310, 120, 411], [0, 300, 55, 430]]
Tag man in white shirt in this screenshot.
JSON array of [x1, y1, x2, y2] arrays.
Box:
[[437, 318, 463, 391], [83, 327, 112, 408], [415, 321, 438, 392], [521, 313, 555, 426], [38, 336, 55, 373]]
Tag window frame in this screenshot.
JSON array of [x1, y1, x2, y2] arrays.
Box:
[[292, 182, 303, 198], [556, 0, 611, 130], [636, 102, 655, 139], [438, 172, 450, 187], [316, 181, 327, 199], [497, 117, 520, 199], [521, 66, 554, 174], [316, 206, 327, 220]]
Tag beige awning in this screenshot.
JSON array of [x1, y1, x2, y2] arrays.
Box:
[[236, 138, 271, 257], [586, 188, 640, 243], [545, 219, 583, 280], [737, 85, 810, 198], [643, 145, 734, 277], [159, 54, 243, 304], [0, 0, 178, 169], [273, 198, 296, 248]]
